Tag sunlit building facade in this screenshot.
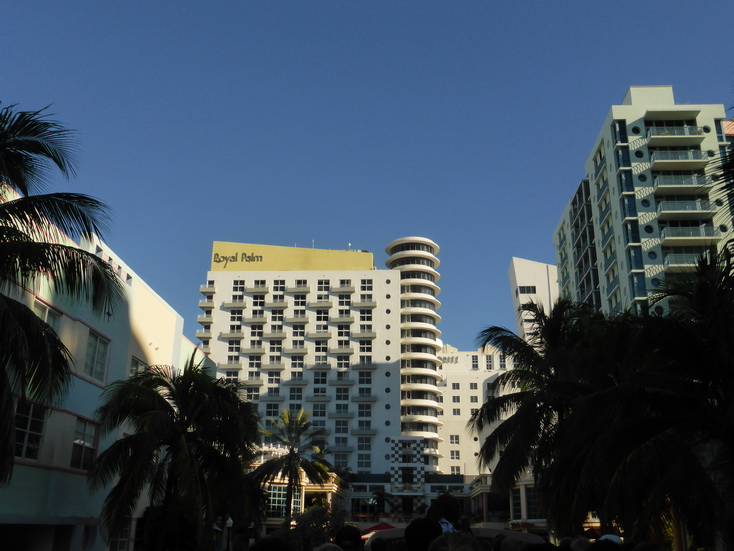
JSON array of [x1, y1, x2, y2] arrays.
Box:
[[555, 86, 734, 314]]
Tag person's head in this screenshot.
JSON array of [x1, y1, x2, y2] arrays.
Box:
[[405, 518, 443, 551], [335, 524, 363, 550], [428, 532, 481, 551]]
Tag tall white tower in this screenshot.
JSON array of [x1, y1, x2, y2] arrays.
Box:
[[385, 237, 443, 471]]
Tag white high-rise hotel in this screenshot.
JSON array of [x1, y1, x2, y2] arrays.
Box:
[[198, 237, 512, 517]]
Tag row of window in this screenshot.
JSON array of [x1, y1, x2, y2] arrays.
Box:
[[230, 279, 374, 292], [15, 400, 97, 470]]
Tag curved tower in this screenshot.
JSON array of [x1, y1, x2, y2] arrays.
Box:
[[385, 237, 443, 471]]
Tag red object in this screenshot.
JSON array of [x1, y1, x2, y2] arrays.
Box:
[[361, 522, 396, 535]]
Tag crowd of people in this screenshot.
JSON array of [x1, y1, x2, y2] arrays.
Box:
[[244, 495, 667, 551]]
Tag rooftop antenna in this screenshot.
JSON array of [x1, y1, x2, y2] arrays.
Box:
[[347, 243, 352, 250]]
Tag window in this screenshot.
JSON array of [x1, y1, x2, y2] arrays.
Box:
[[267, 372, 280, 385], [452, 408, 461, 416], [336, 403, 349, 413], [271, 312, 283, 323], [268, 355, 281, 365], [358, 387, 371, 397], [254, 280, 266, 288], [335, 420, 349, 433], [500, 353, 506, 370], [451, 383, 460, 390], [359, 340, 372, 353], [228, 340, 240, 353], [334, 453, 348, 469], [452, 396, 460, 403], [315, 340, 328, 354], [270, 341, 282, 353], [470, 383, 478, 390], [316, 310, 329, 322], [525, 486, 545, 520], [450, 450, 460, 460], [267, 484, 301, 518], [291, 339, 304, 349], [265, 404, 279, 417], [471, 396, 479, 403], [246, 388, 259, 400], [358, 453, 371, 470], [230, 310, 243, 323], [249, 356, 261, 368], [359, 355, 372, 365], [291, 358, 304, 369], [314, 371, 327, 385], [518, 286, 537, 294], [337, 339, 350, 349], [290, 370, 303, 380], [360, 293, 373, 302], [313, 404, 326, 417], [129, 357, 147, 376], [273, 279, 285, 292], [290, 388, 302, 401], [84, 332, 109, 381], [339, 279, 351, 288], [233, 280, 246, 292], [450, 466, 461, 475], [358, 404, 372, 418], [295, 279, 307, 288], [314, 387, 327, 396], [335, 436, 348, 447], [33, 301, 61, 333], [293, 309, 306, 319], [359, 324, 372, 334], [317, 279, 330, 292], [486, 356, 493, 370], [224, 371, 239, 383], [471, 408, 479, 415], [449, 435, 460, 445], [15, 400, 46, 459], [511, 488, 522, 520], [471, 355, 478, 370], [252, 295, 265, 307], [71, 418, 97, 470], [337, 324, 350, 337], [294, 294, 306, 307], [359, 310, 372, 322], [358, 419, 371, 430], [338, 294, 351, 306], [358, 372, 372, 385], [337, 356, 350, 369], [360, 279, 373, 291], [336, 388, 349, 401]]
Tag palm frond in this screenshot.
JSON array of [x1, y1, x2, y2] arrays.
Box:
[[0, 103, 77, 195]]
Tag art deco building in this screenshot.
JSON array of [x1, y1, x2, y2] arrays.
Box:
[[555, 86, 733, 314], [508, 257, 559, 340]]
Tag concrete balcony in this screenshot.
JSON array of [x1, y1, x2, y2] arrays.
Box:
[[286, 285, 310, 293], [330, 316, 354, 324], [663, 253, 702, 272], [221, 300, 246, 309], [646, 125, 705, 146], [660, 225, 720, 246], [195, 330, 212, 340], [650, 149, 710, 170], [352, 300, 377, 309], [332, 285, 355, 294], [219, 330, 244, 339], [199, 284, 216, 295], [197, 314, 213, 324], [656, 199, 715, 221], [653, 173, 713, 194], [198, 299, 214, 309]]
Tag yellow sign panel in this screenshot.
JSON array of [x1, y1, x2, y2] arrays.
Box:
[[210, 242, 374, 271]]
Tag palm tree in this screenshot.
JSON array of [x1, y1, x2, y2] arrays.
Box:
[[253, 408, 331, 529], [468, 300, 594, 494], [0, 103, 123, 485], [87, 356, 261, 551]]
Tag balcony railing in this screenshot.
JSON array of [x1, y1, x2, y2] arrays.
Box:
[[660, 226, 719, 239], [647, 126, 704, 138], [650, 149, 707, 162], [653, 173, 712, 190], [663, 253, 701, 267], [657, 199, 713, 214]]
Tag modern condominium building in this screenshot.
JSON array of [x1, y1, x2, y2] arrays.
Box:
[[555, 86, 733, 314]]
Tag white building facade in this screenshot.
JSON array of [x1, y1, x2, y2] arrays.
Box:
[[555, 86, 733, 314], [508, 258, 559, 340]]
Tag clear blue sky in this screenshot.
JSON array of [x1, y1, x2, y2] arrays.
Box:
[[3, 2, 733, 350]]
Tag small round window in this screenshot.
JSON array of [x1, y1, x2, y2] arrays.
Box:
[[644, 225, 654, 234], [641, 199, 650, 208], [638, 174, 647, 182], [648, 251, 658, 260], [634, 150, 644, 159], [631, 126, 641, 134]]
